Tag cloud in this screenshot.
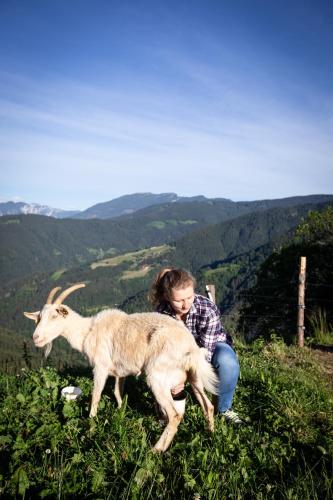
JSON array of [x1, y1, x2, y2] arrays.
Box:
[[0, 63, 332, 209]]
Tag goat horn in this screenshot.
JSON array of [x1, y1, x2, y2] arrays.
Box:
[[54, 283, 86, 305], [46, 287, 62, 304]]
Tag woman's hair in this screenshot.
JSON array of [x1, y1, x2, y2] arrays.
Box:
[[149, 267, 196, 306]]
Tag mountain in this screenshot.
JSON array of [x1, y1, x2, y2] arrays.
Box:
[[77, 193, 333, 221], [2, 193, 333, 221], [120, 193, 333, 220], [73, 192, 208, 219], [0, 201, 79, 218], [1, 195, 333, 285]]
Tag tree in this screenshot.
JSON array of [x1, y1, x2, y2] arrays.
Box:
[[238, 206, 333, 343], [295, 206, 333, 244]]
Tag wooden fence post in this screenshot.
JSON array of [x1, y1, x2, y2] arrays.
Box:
[[205, 284, 216, 304], [297, 256, 307, 347]]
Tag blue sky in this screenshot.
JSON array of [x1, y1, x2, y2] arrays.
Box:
[[1, 0, 332, 210]]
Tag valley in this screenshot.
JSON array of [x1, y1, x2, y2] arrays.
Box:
[[0, 193, 332, 371]]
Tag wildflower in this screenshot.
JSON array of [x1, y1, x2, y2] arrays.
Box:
[[45, 449, 51, 454]]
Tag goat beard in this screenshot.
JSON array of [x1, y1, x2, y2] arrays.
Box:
[[44, 342, 53, 358]]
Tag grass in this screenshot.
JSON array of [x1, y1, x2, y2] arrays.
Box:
[[308, 309, 333, 346], [0, 338, 332, 499], [90, 245, 171, 270], [148, 220, 197, 229], [148, 221, 166, 229], [50, 269, 66, 281], [121, 266, 151, 280], [179, 220, 197, 225], [203, 264, 241, 278], [0, 219, 21, 225]]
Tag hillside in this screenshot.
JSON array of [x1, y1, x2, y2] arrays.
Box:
[[1, 195, 332, 285], [0, 211, 202, 284], [173, 203, 322, 270], [0, 341, 332, 498]]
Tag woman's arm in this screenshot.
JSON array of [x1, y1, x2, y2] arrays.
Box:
[[197, 309, 224, 361]]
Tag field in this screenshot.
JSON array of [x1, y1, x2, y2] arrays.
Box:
[[0, 338, 332, 499], [90, 245, 172, 270]]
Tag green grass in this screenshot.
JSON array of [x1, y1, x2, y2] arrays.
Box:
[[90, 245, 171, 270], [87, 247, 117, 259], [203, 264, 241, 278], [179, 220, 197, 225], [0, 219, 21, 225], [0, 339, 332, 498], [308, 309, 333, 346], [50, 269, 66, 281], [121, 266, 151, 280], [165, 219, 197, 226], [147, 221, 166, 229], [147, 220, 197, 229]]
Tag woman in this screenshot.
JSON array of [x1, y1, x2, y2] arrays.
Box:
[[149, 267, 242, 424]]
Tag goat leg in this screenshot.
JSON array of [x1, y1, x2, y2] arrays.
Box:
[[153, 407, 183, 452], [90, 367, 109, 417], [150, 381, 185, 452], [114, 376, 125, 408], [190, 382, 215, 432]]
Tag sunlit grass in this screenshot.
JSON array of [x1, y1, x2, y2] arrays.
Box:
[[90, 245, 171, 270], [121, 266, 151, 280], [50, 269, 66, 281], [308, 308, 333, 345], [0, 339, 332, 498]]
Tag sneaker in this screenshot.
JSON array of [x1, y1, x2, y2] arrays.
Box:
[[221, 409, 243, 425]]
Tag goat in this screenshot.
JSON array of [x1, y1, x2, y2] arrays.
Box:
[[24, 283, 218, 452]]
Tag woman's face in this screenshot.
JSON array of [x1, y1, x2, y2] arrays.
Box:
[[169, 284, 195, 316]]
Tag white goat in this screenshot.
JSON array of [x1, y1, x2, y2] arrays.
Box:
[[24, 283, 218, 452]]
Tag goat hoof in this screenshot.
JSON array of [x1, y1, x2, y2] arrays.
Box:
[[152, 445, 164, 454], [206, 421, 215, 432]]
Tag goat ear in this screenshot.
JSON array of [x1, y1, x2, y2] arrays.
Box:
[[56, 307, 68, 318], [24, 311, 40, 323]]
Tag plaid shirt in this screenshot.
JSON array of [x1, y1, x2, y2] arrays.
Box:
[[157, 294, 232, 361]]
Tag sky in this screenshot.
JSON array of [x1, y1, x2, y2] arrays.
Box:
[[0, 0, 332, 210]]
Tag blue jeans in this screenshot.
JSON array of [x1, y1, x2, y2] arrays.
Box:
[[211, 342, 240, 413]]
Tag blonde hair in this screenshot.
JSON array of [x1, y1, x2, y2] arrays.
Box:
[[149, 267, 196, 306]]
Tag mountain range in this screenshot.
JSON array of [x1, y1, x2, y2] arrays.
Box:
[[1, 194, 333, 285], [73, 192, 209, 219], [2, 192, 333, 220], [0, 193, 208, 219]]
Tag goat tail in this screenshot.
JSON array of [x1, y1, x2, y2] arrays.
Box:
[[187, 348, 219, 395]]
